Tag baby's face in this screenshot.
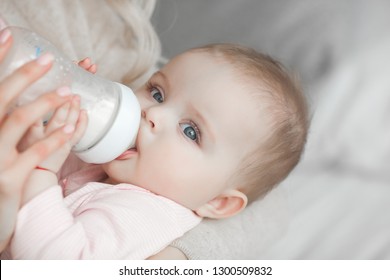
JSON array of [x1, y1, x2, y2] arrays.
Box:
[[103, 51, 269, 210]]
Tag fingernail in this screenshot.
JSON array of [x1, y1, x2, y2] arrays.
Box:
[[36, 53, 54, 66], [63, 124, 75, 134], [56, 86, 72, 97], [0, 29, 11, 44]]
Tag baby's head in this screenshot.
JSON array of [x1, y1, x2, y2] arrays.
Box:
[[103, 43, 308, 219], [198, 44, 309, 203]]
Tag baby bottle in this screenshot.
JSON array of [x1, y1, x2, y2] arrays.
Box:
[[0, 26, 140, 164]]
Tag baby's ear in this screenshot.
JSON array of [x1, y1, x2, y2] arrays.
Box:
[[194, 189, 247, 219]]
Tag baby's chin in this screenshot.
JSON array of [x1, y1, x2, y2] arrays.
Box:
[[100, 162, 115, 180], [101, 162, 138, 186]]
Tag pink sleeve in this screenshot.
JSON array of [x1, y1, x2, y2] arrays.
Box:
[[10, 184, 201, 259]]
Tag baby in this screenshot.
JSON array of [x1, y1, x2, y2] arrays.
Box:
[[1, 43, 308, 259]]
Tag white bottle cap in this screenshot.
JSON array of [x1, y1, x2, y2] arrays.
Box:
[[74, 83, 141, 163]]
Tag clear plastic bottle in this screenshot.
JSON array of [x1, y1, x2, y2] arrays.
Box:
[[0, 26, 140, 163]]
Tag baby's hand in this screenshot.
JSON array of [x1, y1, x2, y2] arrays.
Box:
[[20, 88, 88, 173], [78, 57, 97, 74]]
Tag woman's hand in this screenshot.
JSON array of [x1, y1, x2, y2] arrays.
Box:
[[0, 28, 75, 252]]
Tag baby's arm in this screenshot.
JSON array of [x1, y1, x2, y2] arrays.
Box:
[[21, 95, 87, 204], [23, 57, 95, 203]]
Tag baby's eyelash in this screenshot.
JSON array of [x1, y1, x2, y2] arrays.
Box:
[[145, 81, 154, 90], [146, 81, 164, 103], [145, 81, 154, 92]]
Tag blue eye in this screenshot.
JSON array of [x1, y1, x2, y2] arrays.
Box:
[[151, 88, 164, 103], [180, 122, 200, 143]]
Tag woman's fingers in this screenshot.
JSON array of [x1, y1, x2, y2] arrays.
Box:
[[17, 119, 45, 153], [0, 91, 72, 151], [0, 52, 54, 115], [0, 28, 13, 120], [0, 28, 12, 62], [0, 123, 74, 198], [15, 124, 75, 176]]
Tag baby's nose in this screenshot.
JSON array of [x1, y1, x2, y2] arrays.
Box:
[[141, 109, 155, 128]]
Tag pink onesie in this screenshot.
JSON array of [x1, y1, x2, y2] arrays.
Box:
[[1, 155, 201, 259]]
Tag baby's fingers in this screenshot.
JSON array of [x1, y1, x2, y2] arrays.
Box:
[[78, 57, 91, 68], [70, 109, 88, 146], [47, 93, 85, 147], [44, 93, 86, 147], [65, 95, 81, 127], [44, 88, 74, 134], [78, 57, 97, 74], [17, 124, 75, 175]]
